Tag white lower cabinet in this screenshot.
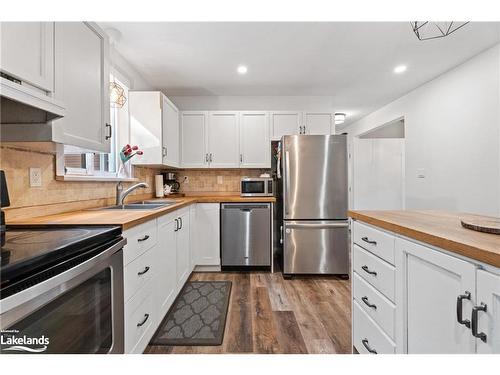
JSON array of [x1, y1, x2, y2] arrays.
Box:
[[191, 203, 221, 267], [175, 209, 191, 289], [476, 269, 500, 353]]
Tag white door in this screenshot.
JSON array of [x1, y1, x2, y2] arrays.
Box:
[[130, 91, 162, 165], [239, 111, 270, 168], [181, 111, 208, 168], [396, 238, 476, 353], [176, 210, 191, 290], [270, 111, 302, 140], [476, 269, 500, 353], [207, 111, 240, 168], [353, 138, 404, 210], [52, 22, 110, 152], [162, 95, 180, 167], [192, 204, 220, 266], [303, 112, 334, 135], [156, 218, 177, 319], [0, 22, 54, 92]]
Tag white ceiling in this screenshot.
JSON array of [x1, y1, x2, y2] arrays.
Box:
[[100, 22, 500, 125]]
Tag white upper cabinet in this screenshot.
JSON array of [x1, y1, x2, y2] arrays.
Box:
[[0, 22, 55, 92], [476, 269, 500, 354], [207, 111, 240, 168], [303, 112, 335, 135], [239, 111, 271, 168], [129, 91, 180, 167], [271, 111, 302, 140], [181, 111, 208, 168], [52, 22, 110, 152], [396, 238, 477, 354]]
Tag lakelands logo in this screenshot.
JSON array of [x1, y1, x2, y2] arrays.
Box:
[[1, 329, 49, 353]]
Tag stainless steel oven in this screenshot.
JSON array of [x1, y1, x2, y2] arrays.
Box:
[[0, 228, 125, 354], [240, 177, 274, 197]]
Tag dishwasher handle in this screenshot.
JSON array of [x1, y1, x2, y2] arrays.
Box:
[[221, 203, 270, 210]]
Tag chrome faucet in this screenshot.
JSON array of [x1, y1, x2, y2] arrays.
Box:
[[116, 181, 149, 205]]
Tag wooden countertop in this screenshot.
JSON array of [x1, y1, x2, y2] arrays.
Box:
[[348, 210, 500, 268], [8, 195, 276, 230]]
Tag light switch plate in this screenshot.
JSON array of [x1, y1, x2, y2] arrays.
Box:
[[30, 167, 42, 187]]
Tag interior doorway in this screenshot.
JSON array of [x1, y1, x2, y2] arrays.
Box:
[[352, 118, 405, 210]]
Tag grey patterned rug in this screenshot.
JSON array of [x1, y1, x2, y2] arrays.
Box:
[[151, 281, 232, 346]]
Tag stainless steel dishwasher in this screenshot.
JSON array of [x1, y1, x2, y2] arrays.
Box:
[[221, 203, 271, 267]]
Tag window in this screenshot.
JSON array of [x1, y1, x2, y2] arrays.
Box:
[[59, 73, 131, 180]]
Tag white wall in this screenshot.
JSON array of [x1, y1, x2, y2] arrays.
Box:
[[111, 47, 154, 90], [345, 44, 500, 216]]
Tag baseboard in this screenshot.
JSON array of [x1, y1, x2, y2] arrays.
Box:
[[193, 265, 221, 272]]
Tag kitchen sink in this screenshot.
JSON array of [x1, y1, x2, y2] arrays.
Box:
[[99, 202, 173, 210]]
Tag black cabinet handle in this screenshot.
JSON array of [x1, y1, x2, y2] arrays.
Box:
[[137, 235, 150, 242], [456, 291, 471, 328], [361, 265, 377, 276], [105, 123, 112, 140], [137, 313, 150, 327], [174, 218, 179, 232], [362, 236, 377, 245], [361, 296, 377, 310], [471, 303, 487, 342], [361, 338, 377, 354], [137, 266, 150, 276], [178, 217, 183, 230]]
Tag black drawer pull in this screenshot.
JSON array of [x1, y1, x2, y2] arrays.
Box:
[[456, 291, 471, 328], [361, 265, 377, 276], [137, 266, 150, 276], [361, 338, 377, 354], [472, 303, 487, 342], [137, 313, 150, 327], [137, 235, 150, 242], [362, 236, 377, 245], [361, 296, 377, 310]]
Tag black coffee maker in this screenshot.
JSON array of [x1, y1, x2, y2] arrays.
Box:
[[162, 172, 180, 194], [1, 170, 10, 247]]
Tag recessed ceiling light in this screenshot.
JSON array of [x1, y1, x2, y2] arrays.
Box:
[[394, 65, 407, 74], [334, 113, 346, 125], [237, 65, 248, 75]]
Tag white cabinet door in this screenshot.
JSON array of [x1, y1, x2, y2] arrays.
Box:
[[476, 269, 500, 353], [239, 111, 270, 168], [176, 210, 191, 290], [52, 22, 110, 152], [181, 111, 208, 168], [0, 22, 54, 92], [130, 91, 163, 165], [162, 95, 180, 167], [156, 218, 177, 320], [192, 204, 220, 266], [396, 238, 476, 353], [270, 111, 302, 140], [208, 111, 240, 168], [303, 112, 334, 135]]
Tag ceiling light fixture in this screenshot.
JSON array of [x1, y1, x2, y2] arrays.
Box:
[[394, 65, 407, 74], [334, 113, 346, 125], [411, 22, 469, 41], [237, 65, 248, 75]]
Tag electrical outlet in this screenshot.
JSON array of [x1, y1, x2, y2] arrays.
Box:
[[217, 176, 223, 185], [183, 176, 189, 184], [29, 167, 42, 187]]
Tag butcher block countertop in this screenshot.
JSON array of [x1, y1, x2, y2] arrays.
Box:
[[348, 210, 500, 268], [8, 195, 276, 230]]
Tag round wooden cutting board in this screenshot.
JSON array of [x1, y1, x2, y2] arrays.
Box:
[[460, 214, 500, 235]]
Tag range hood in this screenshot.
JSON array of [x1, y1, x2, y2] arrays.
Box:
[[0, 76, 65, 124]]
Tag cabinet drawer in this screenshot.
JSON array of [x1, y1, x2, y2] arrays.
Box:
[[123, 220, 157, 266], [124, 246, 156, 302], [353, 272, 395, 339], [353, 221, 395, 265], [353, 300, 395, 354], [353, 244, 395, 301], [124, 281, 156, 354]]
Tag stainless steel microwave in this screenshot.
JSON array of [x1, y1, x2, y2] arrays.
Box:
[[240, 177, 274, 197]]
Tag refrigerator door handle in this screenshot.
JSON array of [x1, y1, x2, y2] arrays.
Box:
[[285, 150, 290, 215], [286, 222, 349, 229]]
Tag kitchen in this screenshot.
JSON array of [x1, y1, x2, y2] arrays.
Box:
[[1, 4, 500, 370]]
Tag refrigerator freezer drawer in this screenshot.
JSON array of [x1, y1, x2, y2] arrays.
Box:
[[283, 220, 349, 275], [221, 203, 271, 266]]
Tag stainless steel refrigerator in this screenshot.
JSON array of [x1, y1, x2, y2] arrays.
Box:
[[282, 135, 349, 276]]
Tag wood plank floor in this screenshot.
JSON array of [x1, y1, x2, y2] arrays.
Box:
[[145, 271, 351, 354]]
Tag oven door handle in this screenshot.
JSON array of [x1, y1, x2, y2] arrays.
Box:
[[0, 238, 126, 330]]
